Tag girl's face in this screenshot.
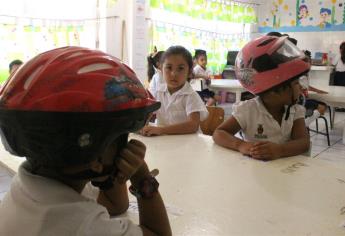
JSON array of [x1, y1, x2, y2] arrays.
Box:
[[162, 54, 191, 94], [197, 55, 207, 68]]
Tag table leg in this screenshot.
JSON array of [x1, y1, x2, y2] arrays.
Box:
[[343, 125, 345, 145], [235, 91, 241, 102]]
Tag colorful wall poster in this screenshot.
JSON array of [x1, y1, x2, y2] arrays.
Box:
[[259, 0, 345, 32]]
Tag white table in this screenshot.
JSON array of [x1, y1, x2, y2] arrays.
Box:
[[308, 86, 345, 144], [309, 66, 334, 88], [210, 79, 245, 102], [1, 134, 345, 235]]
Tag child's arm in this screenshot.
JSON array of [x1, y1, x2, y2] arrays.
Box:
[[213, 116, 255, 155], [96, 140, 144, 216], [308, 85, 328, 94], [141, 112, 201, 136], [250, 118, 310, 160]]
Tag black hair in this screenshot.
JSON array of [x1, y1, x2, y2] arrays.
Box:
[[147, 51, 164, 82], [288, 37, 298, 46], [266, 32, 282, 37], [340, 41, 345, 64], [9, 59, 23, 72], [161, 46, 193, 71], [194, 49, 207, 60], [258, 72, 307, 97]]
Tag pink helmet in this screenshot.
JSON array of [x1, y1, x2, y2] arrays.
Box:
[[235, 36, 310, 95]]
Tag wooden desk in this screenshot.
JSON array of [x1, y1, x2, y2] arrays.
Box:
[[1, 134, 345, 235], [308, 86, 345, 143], [210, 79, 245, 102]]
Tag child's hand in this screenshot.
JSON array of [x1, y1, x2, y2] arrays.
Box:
[[317, 104, 327, 115], [140, 125, 164, 136], [238, 141, 255, 156], [249, 142, 282, 160], [115, 139, 146, 183]]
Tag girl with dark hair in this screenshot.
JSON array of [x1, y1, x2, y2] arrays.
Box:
[[141, 46, 208, 136], [333, 42, 345, 86]]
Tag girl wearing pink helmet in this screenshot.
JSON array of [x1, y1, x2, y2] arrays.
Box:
[[213, 36, 310, 160]]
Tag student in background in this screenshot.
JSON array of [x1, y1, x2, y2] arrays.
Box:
[[333, 41, 345, 86], [193, 50, 220, 106], [0, 47, 171, 236], [141, 46, 208, 136], [213, 36, 310, 160], [147, 50, 165, 97], [298, 49, 328, 126], [9, 59, 23, 75]]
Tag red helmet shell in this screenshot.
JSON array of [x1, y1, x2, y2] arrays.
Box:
[[0, 46, 157, 112], [235, 36, 310, 94]]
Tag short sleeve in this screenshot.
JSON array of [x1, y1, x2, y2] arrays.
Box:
[[193, 66, 206, 77], [148, 74, 159, 98], [80, 211, 143, 236], [231, 101, 248, 130], [185, 92, 209, 121], [293, 104, 306, 121]]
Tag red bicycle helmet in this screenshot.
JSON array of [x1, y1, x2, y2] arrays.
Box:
[[235, 35, 310, 95], [0, 46, 160, 169]]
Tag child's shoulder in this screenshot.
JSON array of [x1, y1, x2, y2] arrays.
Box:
[[233, 97, 258, 109]]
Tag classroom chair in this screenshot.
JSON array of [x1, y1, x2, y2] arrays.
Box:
[[200, 106, 224, 136], [308, 115, 330, 146]]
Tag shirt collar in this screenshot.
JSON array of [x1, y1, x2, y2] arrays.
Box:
[[158, 82, 194, 95], [255, 97, 296, 118]]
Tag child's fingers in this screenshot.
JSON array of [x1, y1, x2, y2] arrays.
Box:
[[119, 148, 144, 167], [115, 158, 137, 179], [126, 139, 146, 157]]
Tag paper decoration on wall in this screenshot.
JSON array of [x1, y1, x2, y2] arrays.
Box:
[[259, 0, 345, 32], [150, 0, 258, 24], [0, 20, 85, 83], [150, 21, 250, 74]]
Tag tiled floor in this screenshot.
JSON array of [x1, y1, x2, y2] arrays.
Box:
[[0, 109, 344, 201]]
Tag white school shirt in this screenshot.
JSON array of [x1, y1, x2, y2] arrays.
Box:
[[193, 64, 212, 89], [148, 71, 165, 98], [0, 162, 142, 236], [232, 97, 305, 144], [334, 55, 345, 72], [155, 82, 208, 126]]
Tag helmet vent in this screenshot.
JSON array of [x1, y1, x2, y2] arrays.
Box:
[[78, 63, 113, 74], [66, 52, 85, 59], [24, 65, 44, 90], [257, 38, 276, 47]]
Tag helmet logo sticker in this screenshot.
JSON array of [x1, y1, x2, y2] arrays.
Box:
[[104, 74, 146, 106], [79, 133, 92, 147], [238, 68, 255, 87]]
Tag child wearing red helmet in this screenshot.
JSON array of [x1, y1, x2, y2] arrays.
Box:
[[213, 36, 310, 160], [0, 47, 171, 235]]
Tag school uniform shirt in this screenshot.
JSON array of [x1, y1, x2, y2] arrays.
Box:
[[334, 55, 345, 72], [155, 82, 208, 126], [232, 97, 305, 144], [193, 64, 212, 89], [0, 161, 142, 236], [148, 71, 165, 98]]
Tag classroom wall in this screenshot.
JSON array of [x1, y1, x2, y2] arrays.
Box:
[[257, 0, 345, 58]]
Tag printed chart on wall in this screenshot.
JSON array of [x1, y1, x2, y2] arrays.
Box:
[[259, 0, 345, 32]]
